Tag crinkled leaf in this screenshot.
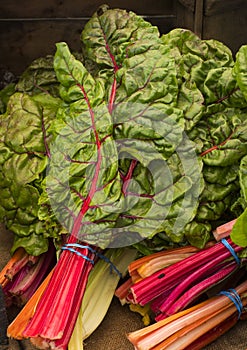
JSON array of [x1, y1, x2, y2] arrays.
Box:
[[81, 8, 161, 70], [79, 9, 205, 246], [188, 106, 247, 226], [196, 183, 239, 221], [176, 80, 205, 131], [234, 45, 247, 102], [183, 221, 212, 248], [0, 83, 16, 114], [43, 42, 122, 246], [162, 29, 233, 87], [203, 67, 247, 108], [16, 56, 60, 97], [195, 108, 247, 166], [10, 230, 50, 256], [203, 164, 239, 186], [0, 92, 61, 254]]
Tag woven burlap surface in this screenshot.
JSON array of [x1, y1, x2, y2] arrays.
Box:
[[1, 225, 247, 350]]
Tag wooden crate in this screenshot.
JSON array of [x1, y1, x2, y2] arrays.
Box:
[[0, 0, 176, 75], [0, 0, 247, 76]]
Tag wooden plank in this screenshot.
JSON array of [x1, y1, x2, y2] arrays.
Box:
[[0, 20, 85, 75], [203, 6, 247, 54], [0, 15, 176, 76], [193, 0, 204, 38], [0, 0, 174, 18], [204, 0, 246, 16], [175, 1, 194, 32]]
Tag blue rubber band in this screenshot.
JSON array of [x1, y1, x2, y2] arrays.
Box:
[[221, 238, 240, 265], [219, 288, 243, 319], [61, 246, 95, 265], [62, 243, 122, 277], [97, 252, 122, 278], [64, 243, 96, 254]]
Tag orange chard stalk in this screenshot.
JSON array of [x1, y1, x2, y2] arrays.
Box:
[[127, 299, 212, 348], [137, 252, 196, 279], [128, 280, 247, 350], [150, 305, 233, 350], [0, 248, 28, 287], [213, 219, 237, 241], [115, 277, 133, 305], [7, 269, 54, 340], [128, 246, 201, 277]]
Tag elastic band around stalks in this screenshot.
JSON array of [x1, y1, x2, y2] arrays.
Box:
[[62, 243, 122, 277], [61, 245, 95, 265], [96, 252, 122, 278], [221, 238, 240, 265], [219, 288, 243, 319], [64, 243, 96, 254]]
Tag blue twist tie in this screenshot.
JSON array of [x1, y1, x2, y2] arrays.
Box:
[[219, 288, 243, 319], [62, 243, 122, 278], [64, 243, 96, 254], [96, 252, 122, 278], [221, 238, 240, 265], [61, 244, 95, 265]]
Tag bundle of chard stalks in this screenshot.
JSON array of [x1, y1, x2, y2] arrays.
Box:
[[1, 240, 137, 349], [1, 4, 247, 350], [114, 220, 247, 349], [0, 220, 246, 350]]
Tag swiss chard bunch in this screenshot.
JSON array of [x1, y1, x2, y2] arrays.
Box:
[[43, 8, 204, 250], [0, 6, 247, 350], [0, 8, 201, 256], [0, 7, 247, 257]]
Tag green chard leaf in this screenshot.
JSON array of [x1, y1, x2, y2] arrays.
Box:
[[231, 208, 247, 247], [231, 155, 247, 246], [234, 45, 247, 103], [239, 155, 247, 205], [1, 8, 247, 255], [0, 92, 62, 254], [79, 9, 204, 247], [0, 83, 16, 114], [16, 55, 60, 97], [44, 42, 122, 248]]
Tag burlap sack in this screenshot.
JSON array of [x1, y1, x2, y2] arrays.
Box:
[[0, 225, 246, 350]]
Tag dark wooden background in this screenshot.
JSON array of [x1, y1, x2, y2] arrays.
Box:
[[0, 0, 246, 76]]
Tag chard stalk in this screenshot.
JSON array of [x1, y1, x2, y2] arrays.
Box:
[[7, 244, 56, 306], [130, 239, 242, 306], [163, 261, 238, 317], [1, 244, 55, 307], [7, 269, 53, 340], [137, 253, 195, 279], [127, 301, 210, 349], [188, 313, 238, 350], [0, 247, 29, 286], [68, 247, 137, 350], [158, 248, 240, 316], [23, 238, 96, 349], [115, 277, 133, 305], [128, 245, 201, 278], [155, 305, 238, 350], [128, 280, 247, 350], [213, 219, 237, 241]]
